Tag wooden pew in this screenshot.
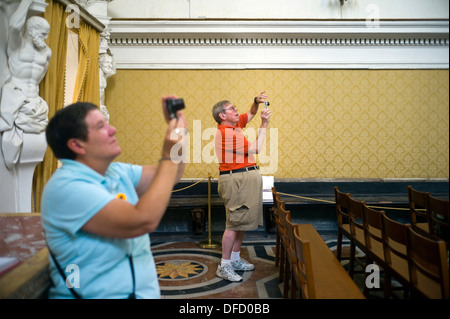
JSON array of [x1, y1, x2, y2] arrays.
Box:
[[0, 213, 50, 298], [296, 224, 365, 299], [0, 248, 50, 298]]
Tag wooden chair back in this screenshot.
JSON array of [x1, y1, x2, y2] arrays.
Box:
[[276, 197, 287, 235], [348, 196, 366, 243], [362, 203, 385, 260], [381, 214, 410, 276], [278, 203, 293, 254], [293, 225, 316, 299], [334, 187, 353, 261], [334, 186, 351, 230], [428, 194, 449, 244], [381, 213, 411, 297], [279, 204, 296, 298], [408, 185, 431, 233], [275, 195, 286, 215], [272, 187, 280, 215], [407, 227, 449, 299], [284, 211, 296, 262], [277, 203, 290, 250], [272, 187, 283, 239], [272, 187, 282, 267], [275, 195, 288, 280]]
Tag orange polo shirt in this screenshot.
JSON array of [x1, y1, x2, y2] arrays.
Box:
[[215, 113, 256, 172]]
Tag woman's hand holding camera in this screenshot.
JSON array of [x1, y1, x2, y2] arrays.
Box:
[[161, 96, 187, 161]]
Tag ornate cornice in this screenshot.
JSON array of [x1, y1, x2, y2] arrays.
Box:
[[109, 20, 449, 69]]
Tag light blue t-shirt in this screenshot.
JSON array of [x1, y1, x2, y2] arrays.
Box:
[[41, 159, 160, 299]]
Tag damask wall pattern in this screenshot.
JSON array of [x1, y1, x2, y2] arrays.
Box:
[[105, 69, 449, 179]]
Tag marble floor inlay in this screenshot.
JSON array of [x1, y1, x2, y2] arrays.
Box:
[[152, 241, 279, 299]]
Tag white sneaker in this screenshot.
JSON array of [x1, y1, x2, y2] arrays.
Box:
[[216, 264, 243, 282], [231, 259, 255, 271]]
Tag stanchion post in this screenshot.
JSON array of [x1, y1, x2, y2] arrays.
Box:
[[198, 173, 221, 249]]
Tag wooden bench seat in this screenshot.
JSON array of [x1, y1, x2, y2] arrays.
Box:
[[296, 224, 365, 299], [0, 248, 50, 299]]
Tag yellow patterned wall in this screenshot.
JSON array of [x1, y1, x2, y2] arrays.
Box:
[[105, 70, 449, 179]]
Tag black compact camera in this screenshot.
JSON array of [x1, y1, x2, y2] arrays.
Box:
[[166, 98, 185, 119]]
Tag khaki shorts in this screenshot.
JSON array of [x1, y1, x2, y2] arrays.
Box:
[[218, 168, 263, 231]]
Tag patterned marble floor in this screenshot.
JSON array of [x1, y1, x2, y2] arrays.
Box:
[[152, 240, 281, 299], [151, 233, 368, 299]]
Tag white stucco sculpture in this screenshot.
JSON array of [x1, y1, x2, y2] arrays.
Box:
[[83, 1, 116, 123], [1, 2, 8, 104], [99, 49, 116, 122], [0, 0, 51, 212]]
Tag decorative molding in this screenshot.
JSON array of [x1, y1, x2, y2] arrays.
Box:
[[30, 0, 49, 14], [109, 20, 449, 69]]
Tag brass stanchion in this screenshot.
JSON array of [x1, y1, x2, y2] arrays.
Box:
[[198, 173, 221, 249]]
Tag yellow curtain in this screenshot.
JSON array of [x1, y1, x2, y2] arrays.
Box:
[[33, 0, 69, 212], [72, 21, 100, 105], [33, 1, 101, 211]]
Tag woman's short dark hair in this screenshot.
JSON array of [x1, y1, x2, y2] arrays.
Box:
[[46, 102, 98, 159]]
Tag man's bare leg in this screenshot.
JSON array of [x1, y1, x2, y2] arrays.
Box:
[[217, 229, 243, 282]]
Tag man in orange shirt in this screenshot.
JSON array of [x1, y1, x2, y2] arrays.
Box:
[[212, 91, 271, 281]]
